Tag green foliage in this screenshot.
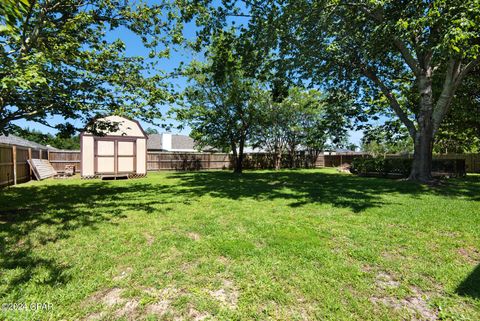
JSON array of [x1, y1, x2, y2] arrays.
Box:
[[361, 122, 414, 156], [13, 127, 80, 150], [175, 0, 480, 180], [176, 31, 264, 172], [434, 66, 480, 153], [351, 157, 466, 178], [252, 87, 350, 168], [0, 0, 176, 135], [144, 127, 159, 135]]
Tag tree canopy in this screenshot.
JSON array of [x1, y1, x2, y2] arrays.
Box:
[[0, 0, 177, 135]]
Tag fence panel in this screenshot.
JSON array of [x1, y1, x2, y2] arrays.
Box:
[[48, 150, 81, 173], [0, 145, 14, 187], [16, 147, 30, 184]]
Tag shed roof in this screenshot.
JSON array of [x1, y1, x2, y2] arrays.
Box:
[[0, 134, 49, 149], [83, 115, 147, 138]]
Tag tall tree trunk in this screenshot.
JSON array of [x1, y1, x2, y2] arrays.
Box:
[[231, 141, 238, 172], [409, 73, 434, 182], [234, 136, 245, 173], [274, 144, 281, 170], [409, 123, 434, 182]]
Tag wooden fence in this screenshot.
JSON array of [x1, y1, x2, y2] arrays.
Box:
[[0, 143, 48, 187], [2, 147, 479, 188]]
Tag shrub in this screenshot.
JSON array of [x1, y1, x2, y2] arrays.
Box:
[[350, 157, 466, 178]]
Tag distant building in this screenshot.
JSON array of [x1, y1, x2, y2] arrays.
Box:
[[147, 133, 205, 152]]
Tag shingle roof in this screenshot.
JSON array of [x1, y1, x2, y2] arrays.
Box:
[[0, 134, 49, 149], [146, 134, 162, 150], [171, 134, 196, 150], [147, 133, 198, 151]]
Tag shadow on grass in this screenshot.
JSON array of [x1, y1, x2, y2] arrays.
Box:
[[0, 170, 478, 298], [0, 182, 170, 298], [457, 264, 480, 299], [167, 170, 480, 211]]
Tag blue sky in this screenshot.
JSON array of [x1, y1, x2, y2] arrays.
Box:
[[13, 8, 364, 146]]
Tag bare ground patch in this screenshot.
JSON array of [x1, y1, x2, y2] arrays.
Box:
[[208, 279, 239, 309], [188, 232, 201, 241], [144, 232, 155, 246], [458, 246, 480, 264], [87, 287, 125, 307], [368, 270, 438, 320], [370, 287, 437, 321], [145, 287, 181, 317], [113, 266, 133, 281]]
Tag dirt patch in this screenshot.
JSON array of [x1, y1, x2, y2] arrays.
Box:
[[144, 232, 155, 246], [113, 267, 133, 281], [87, 287, 125, 307], [146, 300, 171, 316], [209, 279, 239, 309], [375, 272, 401, 289], [84, 311, 106, 321], [188, 307, 212, 321], [145, 287, 180, 317], [188, 232, 201, 241], [371, 287, 437, 320], [115, 299, 140, 319], [217, 256, 230, 264], [458, 246, 480, 264]]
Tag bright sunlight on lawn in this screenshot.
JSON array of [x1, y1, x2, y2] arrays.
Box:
[[0, 169, 479, 320]]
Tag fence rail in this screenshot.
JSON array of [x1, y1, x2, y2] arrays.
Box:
[[1, 146, 479, 188]]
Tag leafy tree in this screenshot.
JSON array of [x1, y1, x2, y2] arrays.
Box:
[[145, 127, 160, 135], [361, 122, 414, 157], [0, 0, 176, 135], [177, 32, 263, 173], [434, 66, 480, 153], [174, 1, 480, 182], [13, 127, 80, 150], [252, 87, 350, 169]]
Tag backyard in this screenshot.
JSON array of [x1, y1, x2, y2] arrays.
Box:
[[0, 169, 479, 320]]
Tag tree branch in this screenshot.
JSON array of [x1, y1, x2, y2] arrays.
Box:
[[361, 66, 416, 138]]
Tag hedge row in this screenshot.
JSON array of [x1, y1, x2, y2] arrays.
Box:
[[350, 157, 466, 178]]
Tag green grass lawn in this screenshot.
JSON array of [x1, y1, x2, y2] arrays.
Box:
[[0, 169, 479, 320]]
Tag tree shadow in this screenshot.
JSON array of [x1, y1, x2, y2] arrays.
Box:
[[456, 264, 480, 299], [0, 182, 170, 298], [0, 170, 478, 300], [166, 170, 480, 213]]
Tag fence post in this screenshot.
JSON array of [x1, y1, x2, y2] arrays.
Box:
[[28, 148, 32, 179], [12, 145, 17, 185]]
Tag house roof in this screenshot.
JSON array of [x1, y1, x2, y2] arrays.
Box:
[[0, 134, 49, 149], [147, 133, 199, 151], [172, 134, 196, 150], [147, 134, 163, 150]]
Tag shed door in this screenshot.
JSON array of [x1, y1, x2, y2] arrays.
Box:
[[117, 141, 135, 173], [94, 139, 136, 175], [95, 140, 115, 174]]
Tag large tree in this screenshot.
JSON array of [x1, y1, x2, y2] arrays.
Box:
[[0, 0, 176, 135], [177, 31, 263, 173], [173, 0, 480, 182], [253, 87, 349, 169]]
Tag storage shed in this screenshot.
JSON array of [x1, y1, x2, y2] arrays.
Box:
[[81, 116, 147, 179]]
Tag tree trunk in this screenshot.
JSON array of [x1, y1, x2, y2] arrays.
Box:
[[409, 124, 434, 182], [234, 137, 245, 173], [409, 73, 435, 182], [231, 141, 238, 172], [274, 144, 282, 170]]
